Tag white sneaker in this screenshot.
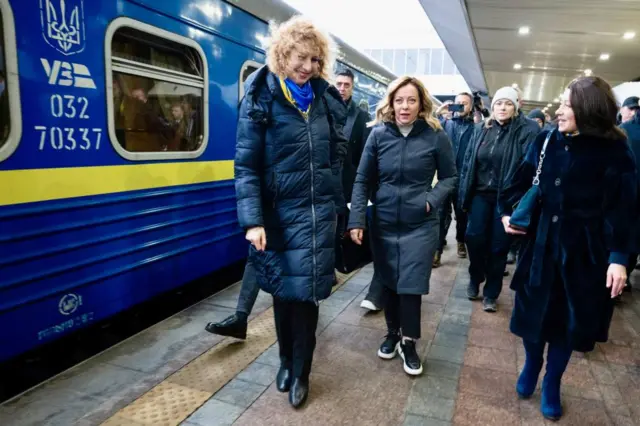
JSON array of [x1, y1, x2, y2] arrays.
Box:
[[360, 299, 381, 311]]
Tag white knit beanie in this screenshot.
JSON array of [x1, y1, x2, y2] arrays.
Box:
[[491, 87, 519, 112]]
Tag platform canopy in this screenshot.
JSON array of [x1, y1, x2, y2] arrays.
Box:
[[419, 0, 640, 112]]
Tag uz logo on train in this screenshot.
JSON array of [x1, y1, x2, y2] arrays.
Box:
[[36, 0, 103, 152]]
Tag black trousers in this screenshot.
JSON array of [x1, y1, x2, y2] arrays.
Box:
[[382, 285, 422, 339], [273, 299, 319, 380], [438, 192, 467, 252]]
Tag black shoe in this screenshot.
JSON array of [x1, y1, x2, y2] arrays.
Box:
[[432, 251, 442, 268], [276, 366, 292, 392], [288, 378, 309, 408], [457, 242, 467, 258], [377, 330, 401, 359], [204, 314, 247, 339], [503, 270, 510, 277], [467, 282, 480, 300], [483, 298, 497, 313], [398, 340, 423, 375], [507, 252, 516, 265]]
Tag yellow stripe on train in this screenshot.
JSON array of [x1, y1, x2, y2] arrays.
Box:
[[0, 160, 235, 207]]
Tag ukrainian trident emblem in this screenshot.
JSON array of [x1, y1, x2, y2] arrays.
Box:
[[39, 0, 86, 56]]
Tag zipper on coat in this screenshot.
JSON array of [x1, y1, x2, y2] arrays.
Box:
[[306, 120, 318, 305], [487, 129, 501, 188], [396, 135, 407, 285], [272, 170, 278, 208]]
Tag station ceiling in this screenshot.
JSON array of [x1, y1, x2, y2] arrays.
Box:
[[420, 0, 640, 113]]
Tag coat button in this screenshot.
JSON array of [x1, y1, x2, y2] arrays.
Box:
[[555, 178, 561, 186], [552, 215, 558, 223]]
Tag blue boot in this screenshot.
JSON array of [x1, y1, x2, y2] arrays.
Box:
[[541, 342, 572, 421], [516, 339, 545, 399]]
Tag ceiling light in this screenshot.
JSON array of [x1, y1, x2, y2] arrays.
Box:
[[512, 83, 519, 88], [599, 53, 610, 61], [554, 98, 559, 103], [513, 63, 522, 70], [623, 31, 636, 40], [584, 69, 593, 76], [518, 26, 530, 36]]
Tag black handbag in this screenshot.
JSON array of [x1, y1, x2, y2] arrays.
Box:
[[335, 213, 371, 273], [509, 131, 553, 230]]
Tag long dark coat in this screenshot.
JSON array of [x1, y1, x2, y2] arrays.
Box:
[[348, 120, 458, 294], [499, 130, 637, 352], [342, 99, 371, 202], [234, 66, 347, 303]]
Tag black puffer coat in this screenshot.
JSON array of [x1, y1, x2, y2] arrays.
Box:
[[458, 117, 539, 211], [348, 120, 457, 294], [234, 66, 347, 303]]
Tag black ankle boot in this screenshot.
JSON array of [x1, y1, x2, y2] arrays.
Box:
[[276, 366, 292, 392], [205, 313, 247, 339], [288, 378, 309, 408]]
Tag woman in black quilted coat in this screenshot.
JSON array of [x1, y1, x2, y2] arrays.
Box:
[[234, 17, 347, 408]]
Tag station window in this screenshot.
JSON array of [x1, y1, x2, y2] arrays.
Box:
[[239, 60, 262, 100], [0, 1, 21, 163], [105, 18, 209, 160]]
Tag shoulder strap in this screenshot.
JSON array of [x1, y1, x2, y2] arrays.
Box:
[[532, 130, 553, 186], [321, 95, 333, 127]]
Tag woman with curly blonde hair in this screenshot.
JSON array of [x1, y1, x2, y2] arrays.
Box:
[[348, 76, 457, 376], [234, 15, 347, 408]]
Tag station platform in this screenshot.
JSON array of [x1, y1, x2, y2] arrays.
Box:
[[1, 235, 639, 426]]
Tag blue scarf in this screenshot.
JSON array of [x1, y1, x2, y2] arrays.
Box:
[[282, 78, 314, 114]]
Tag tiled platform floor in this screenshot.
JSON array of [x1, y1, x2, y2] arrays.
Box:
[[1, 230, 639, 426]]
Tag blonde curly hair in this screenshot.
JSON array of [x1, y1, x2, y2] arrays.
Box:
[[370, 76, 442, 131], [266, 16, 336, 81]]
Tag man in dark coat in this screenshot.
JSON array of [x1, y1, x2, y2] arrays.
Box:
[[434, 93, 476, 265], [335, 69, 383, 311], [620, 98, 640, 291]]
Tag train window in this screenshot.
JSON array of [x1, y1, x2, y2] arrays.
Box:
[[239, 60, 262, 100], [0, 1, 22, 163], [105, 18, 209, 161]]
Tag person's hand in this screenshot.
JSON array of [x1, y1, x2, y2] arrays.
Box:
[[246, 226, 266, 251], [426, 202, 431, 213], [606, 264, 627, 298], [501, 216, 526, 235], [436, 101, 452, 116], [350, 228, 364, 245]]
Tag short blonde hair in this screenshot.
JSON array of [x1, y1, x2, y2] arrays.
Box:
[[370, 76, 442, 131], [266, 16, 336, 81]]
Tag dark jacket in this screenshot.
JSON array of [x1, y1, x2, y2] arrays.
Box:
[[342, 99, 371, 202], [440, 115, 475, 172], [348, 120, 457, 294], [621, 109, 640, 252], [499, 130, 637, 351], [458, 117, 538, 211], [235, 65, 347, 303]]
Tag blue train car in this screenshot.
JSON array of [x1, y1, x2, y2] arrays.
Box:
[[0, 0, 396, 362]]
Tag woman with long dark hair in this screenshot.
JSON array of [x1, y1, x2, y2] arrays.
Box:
[[499, 76, 635, 421]]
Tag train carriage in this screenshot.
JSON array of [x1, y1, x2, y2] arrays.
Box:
[[0, 0, 398, 362]]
